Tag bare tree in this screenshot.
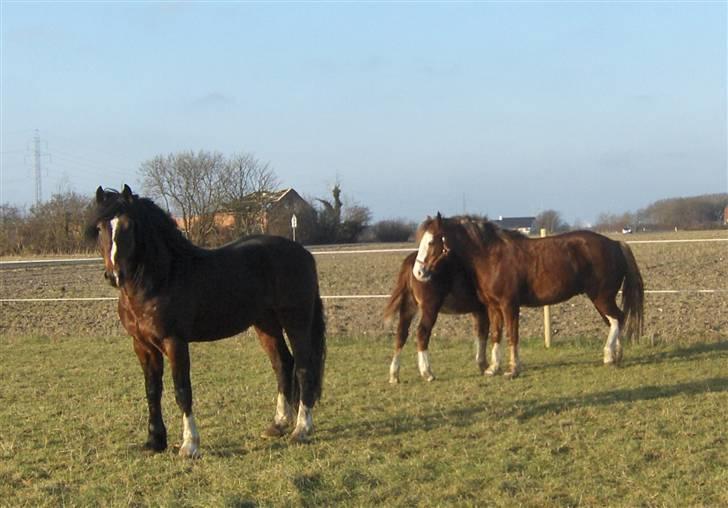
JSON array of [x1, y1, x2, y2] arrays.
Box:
[[312, 184, 371, 243], [534, 209, 570, 233], [140, 151, 230, 245], [0, 204, 25, 255], [221, 153, 281, 237]]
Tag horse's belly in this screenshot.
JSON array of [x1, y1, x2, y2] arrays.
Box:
[[440, 292, 480, 314]]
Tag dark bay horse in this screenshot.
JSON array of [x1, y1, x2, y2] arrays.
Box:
[[384, 249, 488, 383], [415, 214, 644, 378], [86, 185, 326, 457]]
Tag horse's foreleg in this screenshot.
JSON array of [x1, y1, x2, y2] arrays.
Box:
[[163, 339, 200, 458], [415, 308, 439, 382], [473, 310, 490, 374], [132, 338, 167, 452], [255, 322, 295, 438], [503, 305, 522, 379], [390, 306, 416, 384], [484, 307, 503, 376]]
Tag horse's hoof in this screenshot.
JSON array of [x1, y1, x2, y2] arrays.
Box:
[[261, 423, 287, 439], [143, 435, 167, 452], [289, 429, 312, 444], [478, 364, 488, 375], [389, 375, 400, 384], [484, 368, 499, 376], [504, 370, 520, 379], [422, 374, 435, 382], [178, 443, 201, 459]]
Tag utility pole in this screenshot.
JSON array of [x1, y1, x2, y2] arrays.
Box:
[[32, 129, 50, 205]]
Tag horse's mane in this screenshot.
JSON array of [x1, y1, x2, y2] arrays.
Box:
[[421, 214, 527, 247], [86, 188, 204, 292]]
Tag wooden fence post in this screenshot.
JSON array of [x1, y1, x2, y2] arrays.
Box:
[[541, 228, 552, 348]]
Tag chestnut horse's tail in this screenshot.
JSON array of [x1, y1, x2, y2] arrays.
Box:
[[383, 255, 416, 325], [310, 292, 326, 402], [619, 241, 644, 341]]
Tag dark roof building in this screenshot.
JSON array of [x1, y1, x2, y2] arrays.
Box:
[[492, 216, 536, 235]]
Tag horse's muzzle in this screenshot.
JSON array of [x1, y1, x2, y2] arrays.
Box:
[[413, 265, 432, 282]]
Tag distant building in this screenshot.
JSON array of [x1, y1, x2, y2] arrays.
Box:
[[492, 216, 536, 235], [175, 188, 316, 244], [235, 188, 316, 243]]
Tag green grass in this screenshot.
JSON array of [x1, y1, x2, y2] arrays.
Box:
[[1, 334, 727, 506]]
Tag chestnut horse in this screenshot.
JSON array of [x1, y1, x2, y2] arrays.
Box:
[[414, 214, 644, 378], [86, 185, 326, 457], [384, 250, 489, 383]]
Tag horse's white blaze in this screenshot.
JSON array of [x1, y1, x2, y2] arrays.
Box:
[[109, 217, 120, 284], [180, 412, 200, 457], [412, 231, 434, 281], [389, 350, 401, 383], [417, 350, 434, 381], [274, 392, 292, 426], [603, 316, 621, 364], [294, 402, 313, 434]]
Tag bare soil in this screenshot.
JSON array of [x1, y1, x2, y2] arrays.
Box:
[[1, 231, 726, 345]]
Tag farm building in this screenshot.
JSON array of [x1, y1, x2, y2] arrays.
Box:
[[174, 188, 316, 244], [492, 216, 536, 235], [232, 188, 316, 243]]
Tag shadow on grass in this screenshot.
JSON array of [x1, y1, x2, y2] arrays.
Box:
[[626, 340, 728, 366], [323, 376, 728, 440], [526, 340, 728, 372], [514, 376, 728, 420]]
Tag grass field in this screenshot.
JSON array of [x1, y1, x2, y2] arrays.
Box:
[[2, 334, 726, 506]]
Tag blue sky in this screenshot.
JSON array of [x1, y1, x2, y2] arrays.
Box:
[[2, 1, 726, 224]]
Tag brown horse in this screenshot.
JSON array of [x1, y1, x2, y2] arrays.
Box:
[[415, 213, 644, 378], [384, 250, 489, 383], [86, 185, 326, 457]]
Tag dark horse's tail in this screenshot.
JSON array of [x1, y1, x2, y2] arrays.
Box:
[[383, 253, 416, 325], [619, 241, 644, 341], [310, 292, 326, 402]]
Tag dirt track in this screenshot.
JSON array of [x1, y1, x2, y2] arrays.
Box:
[[1, 232, 726, 345]]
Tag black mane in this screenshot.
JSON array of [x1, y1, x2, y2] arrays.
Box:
[[87, 187, 204, 293]]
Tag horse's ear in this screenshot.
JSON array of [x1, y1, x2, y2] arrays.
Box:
[[122, 184, 134, 203], [436, 211, 443, 227], [96, 186, 105, 204]]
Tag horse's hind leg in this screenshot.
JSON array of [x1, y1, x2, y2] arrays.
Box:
[[132, 338, 167, 452], [593, 295, 625, 365], [280, 309, 323, 443], [254, 317, 295, 438], [162, 338, 200, 458], [389, 302, 417, 384], [473, 309, 490, 374]]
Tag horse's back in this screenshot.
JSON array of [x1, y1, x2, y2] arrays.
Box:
[[516, 230, 625, 305], [174, 235, 319, 339], [221, 234, 319, 293]]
